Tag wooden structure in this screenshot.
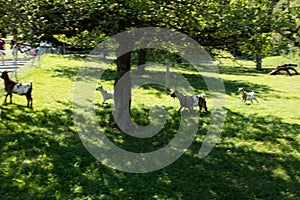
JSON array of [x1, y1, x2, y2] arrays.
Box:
[[269, 64, 298, 76]]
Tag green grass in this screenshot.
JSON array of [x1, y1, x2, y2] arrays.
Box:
[[0, 54, 299, 199]]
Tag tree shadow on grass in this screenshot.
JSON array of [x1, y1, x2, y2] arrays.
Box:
[[92, 104, 299, 199], [218, 64, 272, 76], [182, 108, 300, 199], [0, 102, 299, 199], [223, 79, 275, 96], [46, 62, 275, 103], [97, 67, 275, 99], [50, 66, 117, 84], [0, 103, 96, 199], [51, 66, 80, 79]]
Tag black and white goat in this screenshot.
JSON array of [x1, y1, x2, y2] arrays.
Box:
[[96, 85, 114, 104], [238, 87, 258, 104], [1, 71, 33, 107]]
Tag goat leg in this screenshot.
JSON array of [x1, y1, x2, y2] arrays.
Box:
[[26, 96, 31, 107], [29, 99, 33, 108], [4, 93, 12, 103], [204, 102, 208, 112], [4, 93, 8, 103]]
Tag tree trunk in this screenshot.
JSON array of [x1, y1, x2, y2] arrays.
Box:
[[137, 49, 146, 73], [113, 39, 133, 132], [255, 42, 262, 71]]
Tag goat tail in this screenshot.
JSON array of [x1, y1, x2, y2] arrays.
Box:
[[201, 93, 206, 99], [198, 93, 206, 100], [29, 80, 33, 87]]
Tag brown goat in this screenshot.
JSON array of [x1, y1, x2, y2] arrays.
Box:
[[1, 71, 33, 107], [170, 89, 208, 112]]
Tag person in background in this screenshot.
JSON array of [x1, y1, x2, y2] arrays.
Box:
[[0, 33, 6, 65], [10, 35, 18, 60]]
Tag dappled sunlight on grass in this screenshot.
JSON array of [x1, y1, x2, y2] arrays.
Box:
[[0, 54, 299, 199], [221, 109, 299, 154]]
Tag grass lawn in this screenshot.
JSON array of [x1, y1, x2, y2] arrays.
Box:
[[0, 54, 299, 200]]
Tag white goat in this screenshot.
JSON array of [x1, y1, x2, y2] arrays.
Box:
[[96, 85, 114, 104], [238, 87, 259, 103]]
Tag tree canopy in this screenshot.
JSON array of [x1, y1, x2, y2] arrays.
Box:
[[1, 0, 299, 68], [1, 1, 298, 43]]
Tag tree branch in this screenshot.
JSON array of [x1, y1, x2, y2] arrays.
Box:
[[275, 28, 300, 48], [1, 3, 27, 19]]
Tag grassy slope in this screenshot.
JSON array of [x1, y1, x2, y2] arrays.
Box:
[[0, 54, 299, 200]]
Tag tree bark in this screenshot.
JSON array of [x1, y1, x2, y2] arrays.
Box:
[[269, 64, 298, 76], [255, 42, 262, 71], [113, 38, 133, 132], [137, 49, 146, 74]]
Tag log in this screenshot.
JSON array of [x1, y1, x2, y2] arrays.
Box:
[[269, 64, 298, 76]]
